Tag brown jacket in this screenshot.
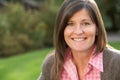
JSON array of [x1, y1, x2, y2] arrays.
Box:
[[38, 47, 120, 80]]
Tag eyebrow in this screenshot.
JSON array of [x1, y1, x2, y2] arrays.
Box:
[[82, 19, 92, 22], [69, 18, 92, 22]]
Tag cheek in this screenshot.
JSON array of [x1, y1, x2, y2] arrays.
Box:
[[86, 27, 97, 38], [91, 29, 96, 36], [64, 27, 72, 37], [90, 25, 97, 35]]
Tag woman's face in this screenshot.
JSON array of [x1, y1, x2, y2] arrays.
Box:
[[64, 9, 97, 53]]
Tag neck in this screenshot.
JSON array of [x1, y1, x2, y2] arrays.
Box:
[[71, 46, 94, 68], [72, 47, 94, 61], [72, 51, 92, 65], [70, 47, 95, 80]]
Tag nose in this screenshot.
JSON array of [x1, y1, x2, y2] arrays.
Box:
[[74, 24, 83, 34]]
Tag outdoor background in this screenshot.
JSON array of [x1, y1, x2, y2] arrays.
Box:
[[0, 0, 120, 80]]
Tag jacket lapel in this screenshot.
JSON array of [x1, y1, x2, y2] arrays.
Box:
[[101, 48, 113, 80]]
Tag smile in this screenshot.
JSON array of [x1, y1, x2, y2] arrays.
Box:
[[72, 37, 87, 41]]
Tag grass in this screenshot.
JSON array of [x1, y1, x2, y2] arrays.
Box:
[[109, 41, 120, 50], [0, 41, 119, 80], [0, 48, 53, 80]]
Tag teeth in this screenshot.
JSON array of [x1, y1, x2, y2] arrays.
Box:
[[73, 38, 84, 41]]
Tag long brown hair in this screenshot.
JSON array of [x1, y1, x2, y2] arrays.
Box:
[[52, 0, 107, 80]]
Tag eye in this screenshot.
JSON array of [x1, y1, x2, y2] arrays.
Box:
[[67, 21, 74, 26], [82, 22, 90, 26]]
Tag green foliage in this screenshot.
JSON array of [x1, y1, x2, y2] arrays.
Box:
[[0, 0, 64, 57], [95, 0, 120, 31], [0, 2, 57, 57], [0, 48, 53, 80], [39, 7, 57, 47], [0, 33, 25, 56]]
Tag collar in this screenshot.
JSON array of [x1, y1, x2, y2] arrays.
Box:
[[89, 51, 103, 72], [63, 47, 103, 80]]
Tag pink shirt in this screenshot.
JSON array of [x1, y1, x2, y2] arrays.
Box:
[[61, 48, 103, 80]]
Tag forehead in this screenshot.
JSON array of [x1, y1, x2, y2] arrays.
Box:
[[69, 8, 91, 21]]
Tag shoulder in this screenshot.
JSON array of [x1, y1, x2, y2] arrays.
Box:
[[38, 51, 55, 80], [42, 51, 55, 70], [103, 47, 120, 65], [103, 47, 120, 58], [102, 48, 120, 80]]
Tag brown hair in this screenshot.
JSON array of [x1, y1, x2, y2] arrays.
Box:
[[52, 0, 107, 79]]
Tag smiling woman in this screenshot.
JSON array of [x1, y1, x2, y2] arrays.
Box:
[[64, 9, 97, 54], [38, 0, 120, 80]]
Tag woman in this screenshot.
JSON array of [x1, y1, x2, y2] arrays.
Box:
[[39, 0, 120, 80]]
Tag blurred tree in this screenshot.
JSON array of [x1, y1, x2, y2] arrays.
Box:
[[96, 0, 120, 32], [0, 0, 7, 8], [20, 0, 42, 11], [105, 0, 120, 31]]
